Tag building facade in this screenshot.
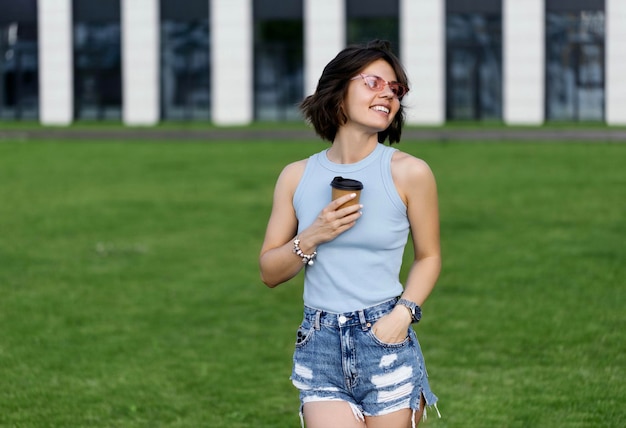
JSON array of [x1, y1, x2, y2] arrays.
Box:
[[0, 0, 624, 126]]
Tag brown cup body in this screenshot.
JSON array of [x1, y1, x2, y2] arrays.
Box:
[[331, 188, 361, 208], [330, 177, 363, 208]]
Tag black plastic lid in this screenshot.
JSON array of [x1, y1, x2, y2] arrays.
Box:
[[330, 176, 363, 190]]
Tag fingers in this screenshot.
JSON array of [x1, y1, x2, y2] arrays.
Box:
[[331, 192, 359, 209], [310, 194, 363, 243], [332, 216, 359, 235], [322, 201, 362, 226], [329, 194, 362, 218]]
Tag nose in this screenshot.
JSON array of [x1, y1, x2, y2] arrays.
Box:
[[378, 85, 396, 99], [379, 84, 395, 98]]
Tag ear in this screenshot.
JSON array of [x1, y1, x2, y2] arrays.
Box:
[[337, 102, 348, 125]]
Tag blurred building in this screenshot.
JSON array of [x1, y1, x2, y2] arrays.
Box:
[[0, 0, 624, 126]]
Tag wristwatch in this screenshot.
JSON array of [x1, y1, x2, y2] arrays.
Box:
[[396, 298, 422, 324]]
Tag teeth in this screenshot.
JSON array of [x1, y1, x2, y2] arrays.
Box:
[[372, 106, 390, 114]]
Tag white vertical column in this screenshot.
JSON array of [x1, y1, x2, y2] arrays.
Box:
[[122, 0, 160, 125], [303, 0, 345, 96], [503, 0, 545, 125], [606, 0, 626, 125], [400, 0, 445, 125], [38, 0, 73, 125], [211, 0, 253, 125]]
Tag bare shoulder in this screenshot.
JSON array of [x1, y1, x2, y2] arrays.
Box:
[[391, 150, 436, 186], [281, 158, 308, 179], [274, 158, 308, 196], [278, 158, 307, 183], [390, 150, 437, 205]]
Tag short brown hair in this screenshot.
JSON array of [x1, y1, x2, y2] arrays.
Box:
[[300, 40, 409, 145]]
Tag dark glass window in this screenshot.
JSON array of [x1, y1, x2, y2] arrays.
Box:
[[546, 0, 604, 12], [346, 0, 399, 55], [73, 0, 122, 121], [253, 0, 303, 121], [160, 0, 210, 121], [545, 6, 605, 121], [446, 1, 502, 121], [0, 0, 38, 121]]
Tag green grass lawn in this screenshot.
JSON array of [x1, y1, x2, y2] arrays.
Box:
[[0, 138, 624, 427]]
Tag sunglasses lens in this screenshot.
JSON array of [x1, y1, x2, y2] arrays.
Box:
[[365, 76, 382, 90], [390, 83, 406, 98], [360, 75, 407, 98]]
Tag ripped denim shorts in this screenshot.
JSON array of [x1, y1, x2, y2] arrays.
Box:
[[290, 298, 439, 425]]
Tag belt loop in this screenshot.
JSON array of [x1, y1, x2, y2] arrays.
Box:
[[358, 310, 368, 331], [314, 311, 321, 330]]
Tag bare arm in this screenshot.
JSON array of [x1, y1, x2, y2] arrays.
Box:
[[259, 161, 363, 287], [371, 152, 441, 342], [259, 161, 305, 287], [399, 154, 441, 307]]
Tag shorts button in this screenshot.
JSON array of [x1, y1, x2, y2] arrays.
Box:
[[338, 315, 347, 324]]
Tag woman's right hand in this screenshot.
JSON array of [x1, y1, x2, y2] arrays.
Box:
[[300, 192, 363, 248]]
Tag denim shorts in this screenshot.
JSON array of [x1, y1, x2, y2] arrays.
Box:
[[290, 298, 438, 424]]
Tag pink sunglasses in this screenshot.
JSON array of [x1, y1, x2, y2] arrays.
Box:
[[350, 74, 409, 98]]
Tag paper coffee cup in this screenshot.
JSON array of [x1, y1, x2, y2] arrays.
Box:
[[330, 176, 363, 208]]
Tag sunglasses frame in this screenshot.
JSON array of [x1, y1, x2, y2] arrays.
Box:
[[350, 73, 409, 99]]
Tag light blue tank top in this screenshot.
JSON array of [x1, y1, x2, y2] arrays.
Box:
[[293, 143, 409, 313]]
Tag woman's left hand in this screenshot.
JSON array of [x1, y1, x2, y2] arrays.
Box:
[[371, 306, 413, 344]]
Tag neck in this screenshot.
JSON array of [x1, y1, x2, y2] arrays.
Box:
[[328, 129, 379, 164]]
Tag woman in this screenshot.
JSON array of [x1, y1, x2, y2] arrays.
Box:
[[259, 40, 441, 428]]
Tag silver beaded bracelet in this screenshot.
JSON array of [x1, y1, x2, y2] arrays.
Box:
[[293, 238, 317, 266]]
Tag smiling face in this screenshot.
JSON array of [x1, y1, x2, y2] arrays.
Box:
[[300, 40, 408, 144], [342, 59, 401, 135]]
